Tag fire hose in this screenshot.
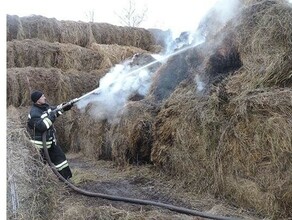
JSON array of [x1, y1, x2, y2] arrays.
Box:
[[40, 89, 240, 220], [41, 132, 240, 220]]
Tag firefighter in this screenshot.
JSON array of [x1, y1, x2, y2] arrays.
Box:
[[27, 90, 73, 179]]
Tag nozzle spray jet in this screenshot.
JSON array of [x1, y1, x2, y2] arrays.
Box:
[[54, 88, 102, 112], [57, 38, 205, 113]]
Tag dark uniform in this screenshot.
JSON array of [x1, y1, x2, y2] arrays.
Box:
[[27, 101, 73, 179]]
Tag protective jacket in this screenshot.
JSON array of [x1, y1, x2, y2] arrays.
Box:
[[27, 103, 72, 179], [27, 103, 62, 148]]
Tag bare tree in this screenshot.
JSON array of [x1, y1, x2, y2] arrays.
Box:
[[85, 10, 95, 22], [116, 0, 148, 27]]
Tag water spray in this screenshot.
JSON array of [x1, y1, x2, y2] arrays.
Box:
[[125, 39, 204, 77], [57, 39, 205, 112], [54, 88, 102, 112]]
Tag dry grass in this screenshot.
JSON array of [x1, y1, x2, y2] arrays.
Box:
[[7, 105, 62, 220], [6, 1, 292, 218], [216, 88, 292, 217], [7, 15, 159, 52], [109, 100, 159, 166], [68, 109, 112, 160], [150, 1, 292, 218], [7, 39, 148, 71], [232, 0, 292, 92], [151, 81, 224, 192], [89, 43, 147, 69]]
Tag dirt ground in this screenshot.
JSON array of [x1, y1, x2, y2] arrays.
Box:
[[52, 152, 262, 220]]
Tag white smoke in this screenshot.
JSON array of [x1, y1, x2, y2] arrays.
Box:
[[76, 58, 157, 122], [195, 74, 205, 92], [211, 0, 241, 24], [75, 0, 244, 121]]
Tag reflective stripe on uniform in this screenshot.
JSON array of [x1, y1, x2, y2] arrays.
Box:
[[41, 113, 48, 118], [30, 140, 52, 149], [43, 118, 53, 129], [55, 160, 69, 171]]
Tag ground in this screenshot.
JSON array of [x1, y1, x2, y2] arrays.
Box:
[[52, 152, 261, 220]]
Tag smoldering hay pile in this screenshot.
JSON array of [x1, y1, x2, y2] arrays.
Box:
[[6, 0, 292, 219], [150, 0, 292, 218]]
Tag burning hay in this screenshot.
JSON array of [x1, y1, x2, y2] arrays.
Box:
[[150, 0, 292, 217], [149, 51, 191, 102], [6, 0, 292, 218]]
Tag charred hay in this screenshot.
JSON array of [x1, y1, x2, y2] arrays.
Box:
[[148, 51, 191, 102], [151, 0, 292, 218]]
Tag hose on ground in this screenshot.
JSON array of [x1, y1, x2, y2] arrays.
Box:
[[42, 132, 240, 220]]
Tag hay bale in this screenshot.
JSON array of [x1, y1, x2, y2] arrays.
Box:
[[7, 39, 151, 71], [6, 15, 25, 41], [59, 20, 95, 47], [7, 67, 103, 107], [110, 100, 159, 166], [215, 88, 292, 217], [7, 39, 103, 71], [90, 23, 157, 52], [233, 0, 292, 90], [89, 43, 148, 69], [7, 67, 71, 106], [7, 15, 160, 52], [7, 15, 94, 47], [151, 81, 225, 191], [7, 105, 60, 220], [14, 15, 62, 43], [69, 110, 112, 160]]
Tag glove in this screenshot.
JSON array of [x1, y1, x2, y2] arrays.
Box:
[[48, 110, 57, 122], [62, 102, 74, 111]]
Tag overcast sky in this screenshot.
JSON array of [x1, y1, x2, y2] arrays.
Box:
[[4, 0, 219, 38]]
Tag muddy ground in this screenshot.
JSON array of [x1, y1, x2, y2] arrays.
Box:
[[52, 153, 262, 220]]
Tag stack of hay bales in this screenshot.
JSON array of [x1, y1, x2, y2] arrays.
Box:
[[6, 14, 163, 218], [150, 0, 292, 218], [7, 15, 157, 51], [7, 106, 60, 219], [6, 0, 292, 218], [6, 14, 159, 151]]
